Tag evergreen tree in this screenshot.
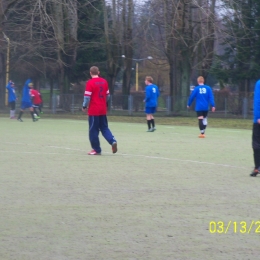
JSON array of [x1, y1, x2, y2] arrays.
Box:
[[212, 0, 260, 93]]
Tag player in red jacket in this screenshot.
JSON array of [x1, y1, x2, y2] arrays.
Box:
[[30, 88, 42, 119], [82, 66, 117, 155]]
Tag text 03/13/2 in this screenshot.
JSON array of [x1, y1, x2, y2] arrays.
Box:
[[209, 221, 260, 234]]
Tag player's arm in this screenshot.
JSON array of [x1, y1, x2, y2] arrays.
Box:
[[30, 89, 34, 98], [106, 85, 110, 102], [187, 88, 197, 108], [145, 87, 150, 102], [82, 96, 90, 109], [157, 86, 160, 98], [254, 83, 260, 123], [82, 81, 92, 110], [256, 100, 260, 123], [6, 81, 12, 90], [209, 88, 216, 112]]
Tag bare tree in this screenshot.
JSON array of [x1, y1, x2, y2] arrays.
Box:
[[138, 0, 217, 110], [122, 0, 134, 96], [103, 0, 122, 94], [0, 0, 20, 108]]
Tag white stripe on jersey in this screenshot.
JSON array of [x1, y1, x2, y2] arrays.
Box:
[[85, 91, 92, 95]]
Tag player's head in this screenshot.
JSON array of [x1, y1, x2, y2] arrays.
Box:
[[10, 81, 15, 87], [197, 76, 204, 84], [90, 66, 99, 77], [145, 76, 153, 85], [28, 82, 34, 88]]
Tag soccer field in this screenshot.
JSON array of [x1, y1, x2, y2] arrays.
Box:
[[0, 117, 259, 260]]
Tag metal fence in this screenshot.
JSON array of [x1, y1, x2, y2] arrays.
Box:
[[35, 93, 253, 119]]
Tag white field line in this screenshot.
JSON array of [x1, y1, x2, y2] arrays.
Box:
[[1, 142, 248, 169], [0, 151, 62, 155]]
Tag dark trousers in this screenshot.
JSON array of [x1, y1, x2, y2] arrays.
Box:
[[9, 101, 16, 110], [88, 115, 116, 153], [252, 123, 260, 169]]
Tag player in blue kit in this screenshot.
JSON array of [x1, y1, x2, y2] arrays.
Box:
[[187, 76, 215, 138], [17, 79, 38, 122], [250, 79, 260, 176], [6, 80, 17, 119], [144, 76, 160, 132]]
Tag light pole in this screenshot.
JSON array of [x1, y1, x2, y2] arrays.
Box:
[[3, 32, 10, 106], [122, 55, 153, 91]]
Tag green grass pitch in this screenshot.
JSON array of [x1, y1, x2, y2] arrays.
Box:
[[0, 116, 259, 259]]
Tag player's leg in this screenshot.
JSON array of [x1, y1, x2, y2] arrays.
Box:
[[197, 111, 205, 138], [9, 102, 12, 118], [29, 106, 38, 121], [12, 101, 16, 119], [17, 102, 25, 121], [150, 108, 156, 130], [39, 103, 43, 113], [99, 115, 117, 153], [146, 114, 152, 131], [145, 108, 153, 131], [88, 115, 101, 155], [251, 123, 260, 176], [33, 105, 40, 118], [9, 101, 15, 119], [202, 111, 208, 134]]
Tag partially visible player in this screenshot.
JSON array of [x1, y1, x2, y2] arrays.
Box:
[[250, 79, 260, 177], [17, 79, 38, 122], [6, 80, 17, 119], [82, 66, 117, 155], [187, 76, 215, 138], [31, 88, 42, 118], [144, 76, 160, 132], [38, 91, 43, 114]]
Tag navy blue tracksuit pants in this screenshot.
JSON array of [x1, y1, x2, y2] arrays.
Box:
[[88, 115, 116, 153]]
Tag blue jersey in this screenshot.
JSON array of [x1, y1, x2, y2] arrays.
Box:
[[145, 84, 160, 107], [22, 79, 32, 103], [6, 82, 16, 102], [253, 80, 260, 123], [187, 84, 215, 111]]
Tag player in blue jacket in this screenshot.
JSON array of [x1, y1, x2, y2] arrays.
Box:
[[6, 80, 17, 119], [187, 76, 215, 138], [17, 79, 38, 122], [250, 79, 260, 176], [144, 76, 160, 132]]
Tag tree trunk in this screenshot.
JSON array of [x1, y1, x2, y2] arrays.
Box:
[[52, 1, 65, 94], [122, 0, 134, 100], [0, 3, 5, 108], [103, 0, 121, 95], [0, 52, 5, 109], [49, 77, 54, 109]]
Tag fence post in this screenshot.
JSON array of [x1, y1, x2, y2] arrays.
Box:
[[128, 95, 133, 116], [52, 94, 56, 114], [225, 98, 227, 117], [71, 94, 74, 114], [243, 97, 248, 119], [109, 95, 112, 114], [166, 96, 171, 115]]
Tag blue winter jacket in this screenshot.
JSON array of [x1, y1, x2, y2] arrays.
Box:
[[187, 84, 215, 111], [6, 82, 16, 102], [145, 84, 160, 107], [253, 80, 260, 123], [22, 79, 32, 103]]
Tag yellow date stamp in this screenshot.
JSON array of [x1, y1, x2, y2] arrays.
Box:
[[209, 221, 260, 234]]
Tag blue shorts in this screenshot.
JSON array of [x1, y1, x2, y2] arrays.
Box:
[[21, 101, 32, 110], [145, 107, 156, 114]]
